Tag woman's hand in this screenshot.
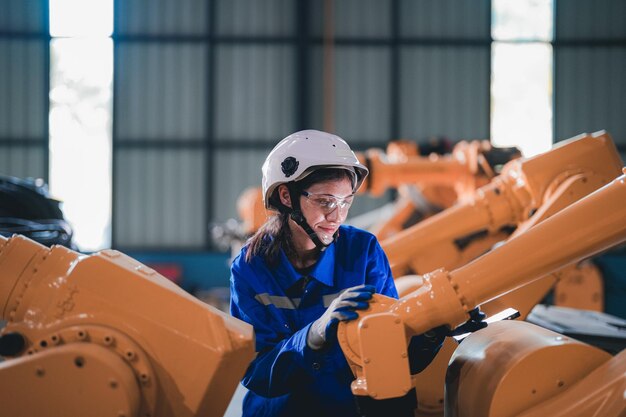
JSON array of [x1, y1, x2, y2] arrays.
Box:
[[306, 284, 376, 350]]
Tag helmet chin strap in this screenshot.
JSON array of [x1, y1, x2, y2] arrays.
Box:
[[283, 183, 338, 251]]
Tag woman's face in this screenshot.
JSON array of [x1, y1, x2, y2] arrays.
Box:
[[279, 176, 354, 246], [300, 177, 354, 244]]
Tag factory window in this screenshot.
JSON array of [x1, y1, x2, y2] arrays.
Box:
[[491, 0, 553, 157], [49, 0, 114, 251]]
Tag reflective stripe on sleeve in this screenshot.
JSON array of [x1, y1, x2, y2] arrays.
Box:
[[254, 291, 346, 309], [255, 293, 300, 309]]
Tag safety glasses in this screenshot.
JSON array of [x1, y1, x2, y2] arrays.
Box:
[[301, 191, 355, 214]]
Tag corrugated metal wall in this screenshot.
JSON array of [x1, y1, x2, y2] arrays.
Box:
[[111, 0, 492, 249], [214, 45, 295, 141], [116, 44, 207, 140], [399, 0, 490, 39], [115, 149, 206, 247], [309, 46, 392, 144], [555, 0, 626, 158], [113, 0, 211, 249], [400, 46, 490, 140], [398, 0, 490, 141], [116, 0, 209, 35], [216, 0, 294, 36], [310, 0, 391, 38], [23, 0, 626, 251], [210, 0, 296, 228], [0, 0, 48, 180]]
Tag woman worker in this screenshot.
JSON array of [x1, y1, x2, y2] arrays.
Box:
[[230, 130, 483, 417]]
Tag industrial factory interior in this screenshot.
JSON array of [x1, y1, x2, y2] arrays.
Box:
[[0, 1, 625, 416]]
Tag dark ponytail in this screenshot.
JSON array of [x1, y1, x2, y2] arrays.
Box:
[[244, 212, 295, 266]]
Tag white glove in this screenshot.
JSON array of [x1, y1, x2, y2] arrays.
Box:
[[307, 284, 376, 350]]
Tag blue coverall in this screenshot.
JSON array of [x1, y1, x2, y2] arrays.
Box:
[[230, 225, 443, 417]]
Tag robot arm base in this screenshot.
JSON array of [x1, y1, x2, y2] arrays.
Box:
[[446, 320, 613, 417], [0, 343, 141, 417]]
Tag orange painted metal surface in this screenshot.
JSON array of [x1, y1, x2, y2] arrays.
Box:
[[383, 131, 623, 280], [514, 349, 626, 417], [237, 186, 270, 236], [360, 140, 518, 240], [338, 169, 626, 413], [0, 235, 255, 417], [392, 132, 622, 414], [384, 133, 622, 413], [553, 261, 604, 311], [447, 320, 621, 417], [357, 139, 507, 198]]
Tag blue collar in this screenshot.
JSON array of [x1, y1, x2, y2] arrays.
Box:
[[276, 242, 336, 288], [308, 243, 336, 286]]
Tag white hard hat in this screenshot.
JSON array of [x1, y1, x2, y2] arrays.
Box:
[[262, 130, 369, 210]]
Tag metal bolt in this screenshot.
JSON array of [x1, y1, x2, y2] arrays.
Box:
[[136, 266, 155, 276], [36, 367, 45, 377], [103, 335, 114, 346], [364, 358, 370, 364], [362, 323, 368, 329], [401, 352, 407, 358]]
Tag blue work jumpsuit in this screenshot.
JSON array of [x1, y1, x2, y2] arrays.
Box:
[[230, 225, 443, 417]]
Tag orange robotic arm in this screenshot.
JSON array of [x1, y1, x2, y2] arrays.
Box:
[[383, 131, 623, 280], [447, 320, 626, 417], [0, 236, 255, 417], [237, 186, 270, 236], [359, 140, 520, 239], [357, 139, 517, 198], [369, 131, 622, 415], [338, 170, 626, 406]]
